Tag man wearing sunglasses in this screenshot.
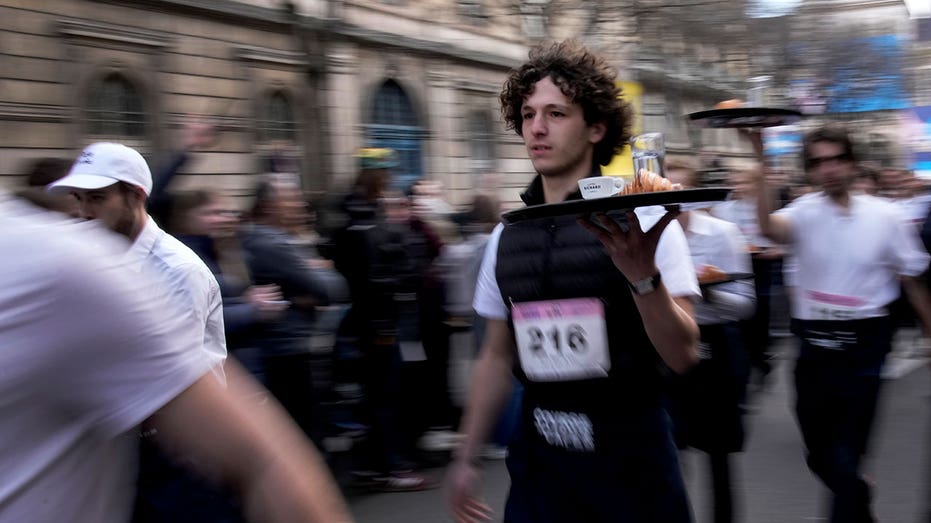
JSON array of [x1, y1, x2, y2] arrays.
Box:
[[753, 124, 931, 523]]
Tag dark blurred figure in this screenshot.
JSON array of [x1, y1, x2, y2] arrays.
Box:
[[16, 157, 78, 215], [168, 189, 287, 380], [240, 174, 349, 448], [385, 190, 465, 457], [666, 158, 755, 523], [331, 149, 436, 491]]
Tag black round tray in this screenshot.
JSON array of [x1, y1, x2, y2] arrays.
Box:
[[501, 188, 732, 225], [699, 272, 755, 287], [687, 107, 803, 128]]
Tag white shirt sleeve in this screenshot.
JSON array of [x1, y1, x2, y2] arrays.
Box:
[[642, 210, 701, 299], [473, 223, 508, 320], [888, 206, 931, 277]]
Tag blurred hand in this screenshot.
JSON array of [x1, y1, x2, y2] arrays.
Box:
[[739, 128, 765, 160], [444, 460, 492, 523], [244, 284, 288, 321], [755, 245, 784, 260], [182, 118, 218, 150], [305, 257, 334, 270]]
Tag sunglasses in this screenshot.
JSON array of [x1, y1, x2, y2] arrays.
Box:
[[806, 152, 852, 169]]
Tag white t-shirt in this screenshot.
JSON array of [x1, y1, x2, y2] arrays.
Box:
[[474, 208, 700, 320], [126, 217, 227, 379], [777, 192, 930, 320], [0, 195, 213, 523]]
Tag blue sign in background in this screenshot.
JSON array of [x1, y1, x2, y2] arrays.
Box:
[[826, 35, 910, 114]]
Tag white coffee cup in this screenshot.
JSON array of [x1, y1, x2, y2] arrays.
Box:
[[578, 176, 625, 199]]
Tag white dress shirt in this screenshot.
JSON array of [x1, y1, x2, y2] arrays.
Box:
[[125, 216, 227, 378], [777, 192, 930, 320]]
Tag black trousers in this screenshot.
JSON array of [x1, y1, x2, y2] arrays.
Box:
[[793, 317, 891, 523]]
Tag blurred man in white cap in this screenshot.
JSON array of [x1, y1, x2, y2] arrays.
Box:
[[49, 142, 226, 374], [49, 142, 230, 521], [0, 189, 354, 523]]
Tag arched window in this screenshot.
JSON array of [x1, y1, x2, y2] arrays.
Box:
[[258, 90, 297, 142], [366, 80, 424, 190], [467, 111, 495, 173], [86, 73, 146, 137]]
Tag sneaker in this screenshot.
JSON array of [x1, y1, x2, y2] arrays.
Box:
[[480, 444, 508, 460], [418, 429, 464, 452], [376, 471, 438, 492]]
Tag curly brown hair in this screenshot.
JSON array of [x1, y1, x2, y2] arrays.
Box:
[[500, 40, 633, 167]]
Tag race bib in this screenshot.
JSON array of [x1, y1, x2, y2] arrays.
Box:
[[512, 298, 610, 382], [803, 290, 864, 321]]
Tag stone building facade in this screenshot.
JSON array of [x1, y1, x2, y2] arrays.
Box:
[[6, 0, 919, 211], [0, 0, 536, 209]]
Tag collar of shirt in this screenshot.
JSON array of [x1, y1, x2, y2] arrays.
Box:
[[123, 216, 161, 273], [812, 191, 860, 219]]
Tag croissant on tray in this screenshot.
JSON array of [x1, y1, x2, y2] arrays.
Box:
[[618, 169, 682, 195], [697, 264, 727, 284]]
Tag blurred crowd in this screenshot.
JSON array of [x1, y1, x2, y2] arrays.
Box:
[[13, 120, 508, 496], [9, 113, 931, 522]]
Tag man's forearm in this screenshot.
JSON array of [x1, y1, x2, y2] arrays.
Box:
[[455, 323, 516, 464], [635, 290, 699, 374], [150, 364, 355, 523]]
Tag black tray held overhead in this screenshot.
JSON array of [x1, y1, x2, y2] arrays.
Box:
[[687, 107, 803, 129]]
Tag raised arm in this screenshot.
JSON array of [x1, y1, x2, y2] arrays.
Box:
[[746, 130, 793, 244]]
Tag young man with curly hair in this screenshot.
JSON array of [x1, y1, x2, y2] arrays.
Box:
[[445, 40, 700, 523]]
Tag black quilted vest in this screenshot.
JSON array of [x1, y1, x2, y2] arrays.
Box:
[[497, 176, 668, 448]]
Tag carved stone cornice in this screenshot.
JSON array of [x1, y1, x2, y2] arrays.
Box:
[[164, 112, 250, 131], [233, 45, 305, 67], [0, 102, 70, 123], [325, 51, 357, 74], [426, 70, 452, 88], [457, 79, 499, 94], [58, 19, 172, 49]]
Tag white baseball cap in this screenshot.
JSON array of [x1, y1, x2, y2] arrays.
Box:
[[48, 142, 152, 196]]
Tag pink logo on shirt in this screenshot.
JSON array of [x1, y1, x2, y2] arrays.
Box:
[[805, 290, 864, 307]]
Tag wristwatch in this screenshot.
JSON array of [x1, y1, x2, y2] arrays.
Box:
[[627, 272, 662, 296]]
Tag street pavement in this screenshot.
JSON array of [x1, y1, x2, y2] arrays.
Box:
[[347, 336, 930, 523]]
